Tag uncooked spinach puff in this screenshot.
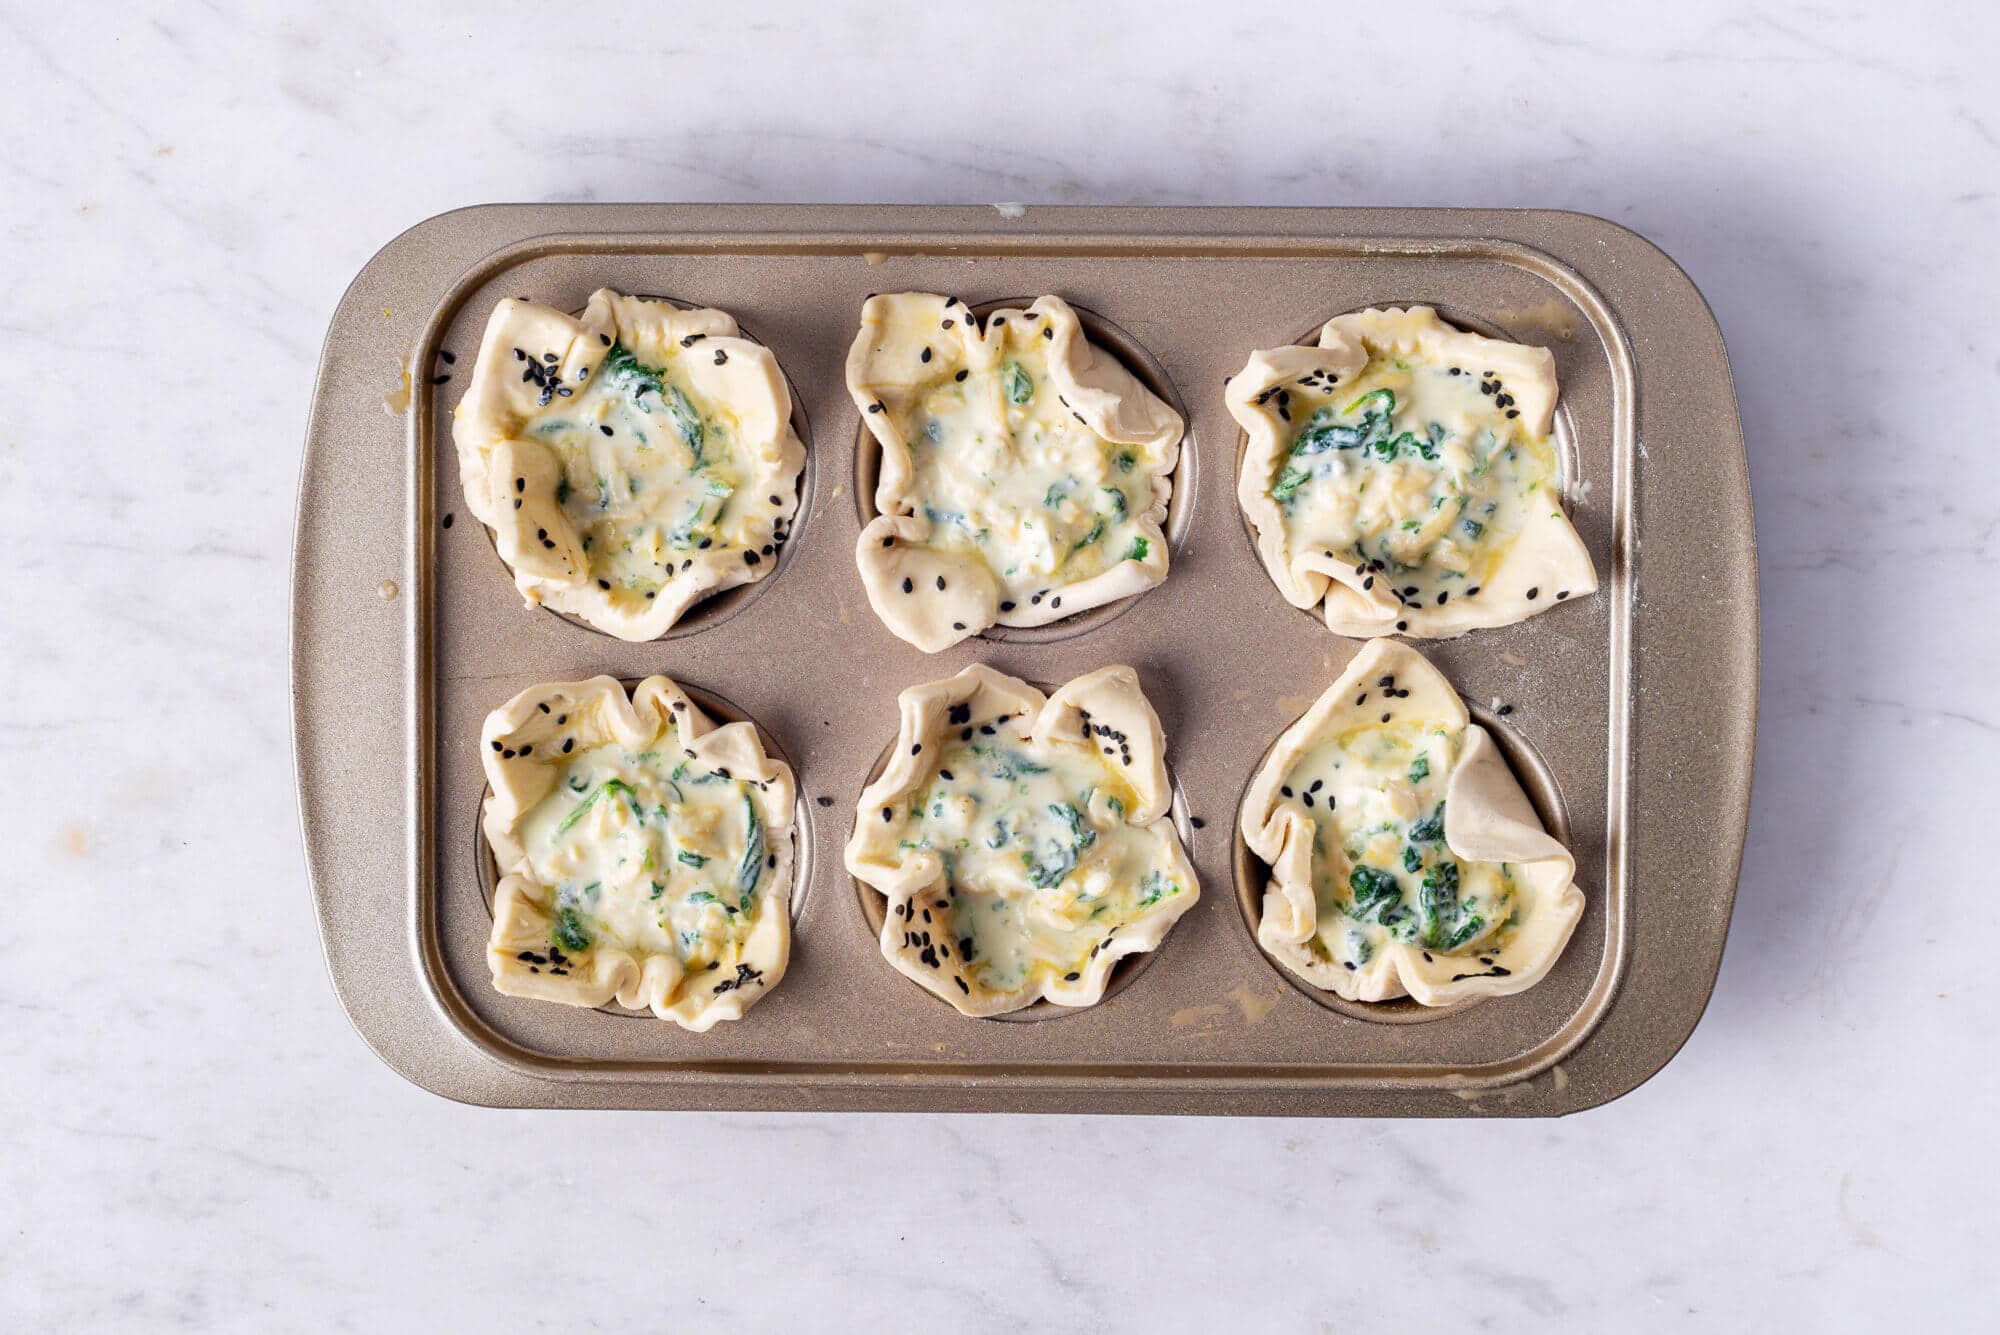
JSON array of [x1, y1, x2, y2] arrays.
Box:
[[1229, 306, 1595, 638], [453, 289, 805, 641], [847, 294, 1183, 652], [1241, 639, 1582, 1005], [845, 664, 1199, 1016], [481, 675, 796, 1030]]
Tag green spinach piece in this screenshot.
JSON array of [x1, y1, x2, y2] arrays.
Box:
[[1408, 802, 1446, 844], [737, 796, 766, 897], [551, 906, 591, 953], [553, 779, 639, 838], [1348, 864, 1402, 918], [1003, 361, 1033, 405]]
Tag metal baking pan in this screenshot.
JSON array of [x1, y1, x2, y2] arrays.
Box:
[[292, 204, 1754, 1115]]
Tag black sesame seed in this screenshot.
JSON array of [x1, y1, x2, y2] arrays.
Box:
[[901, 577, 913, 593], [955, 369, 968, 382], [599, 334, 611, 346], [600, 424, 613, 436], [1191, 816, 1206, 829], [999, 600, 1015, 611], [714, 349, 729, 365], [816, 796, 833, 808], [429, 373, 451, 385], [935, 575, 946, 591], [867, 402, 883, 413], [1557, 589, 1571, 600], [1041, 327, 1053, 340], [1526, 587, 1540, 600], [490, 740, 502, 751], [1281, 786, 1294, 797], [1498, 704, 1515, 717], [514, 477, 524, 492], [920, 346, 932, 363], [1050, 596, 1062, 609], [442, 513, 454, 529], [881, 807, 892, 822], [1437, 592, 1449, 605], [1396, 620, 1408, 631], [597, 579, 610, 590], [562, 739, 573, 753], [744, 551, 760, 566]]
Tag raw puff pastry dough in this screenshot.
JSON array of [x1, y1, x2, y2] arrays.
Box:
[[845, 665, 1199, 1017], [848, 294, 1183, 652], [481, 675, 796, 1030], [453, 289, 806, 641], [1228, 306, 1595, 638], [1241, 639, 1583, 1005]]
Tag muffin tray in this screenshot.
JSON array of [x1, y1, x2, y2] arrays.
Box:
[[292, 204, 1755, 1115]]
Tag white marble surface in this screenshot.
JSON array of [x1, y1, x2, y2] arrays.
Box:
[[5, 1, 1993, 1327]]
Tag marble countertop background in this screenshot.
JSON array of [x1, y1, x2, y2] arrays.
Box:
[[5, 2, 1993, 1328]]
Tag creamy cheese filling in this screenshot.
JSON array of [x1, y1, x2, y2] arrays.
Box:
[[898, 344, 1155, 602], [1285, 719, 1520, 974], [883, 729, 1186, 991], [515, 736, 773, 972], [1270, 357, 1556, 604], [522, 343, 754, 601]]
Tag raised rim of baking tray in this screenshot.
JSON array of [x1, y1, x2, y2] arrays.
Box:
[[291, 204, 1755, 1116]]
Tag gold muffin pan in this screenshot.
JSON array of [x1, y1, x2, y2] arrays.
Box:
[[292, 205, 1755, 1115]]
